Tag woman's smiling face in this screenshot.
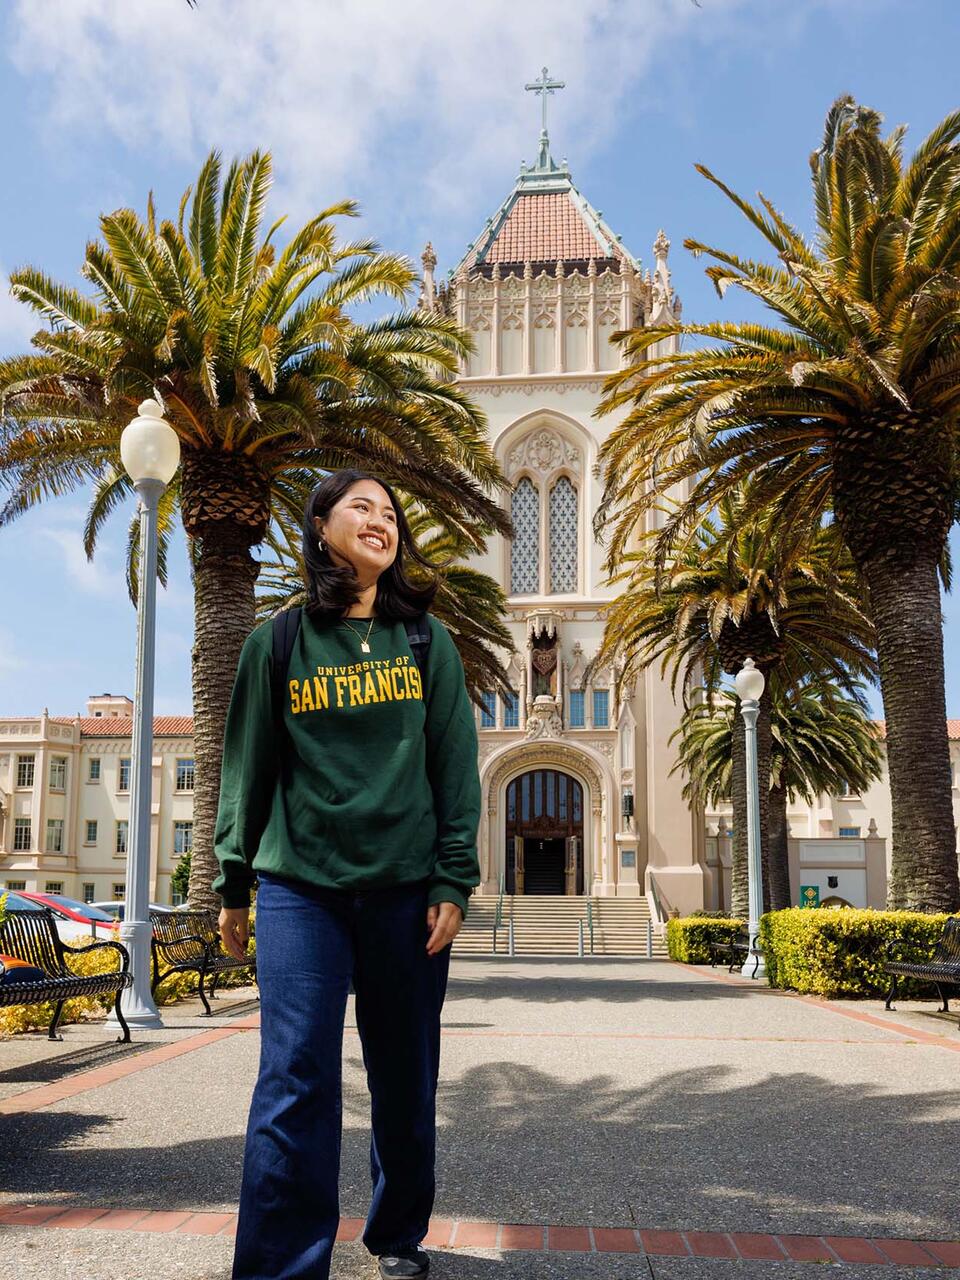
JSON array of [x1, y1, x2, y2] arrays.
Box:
[[314, 480, 399, 575]]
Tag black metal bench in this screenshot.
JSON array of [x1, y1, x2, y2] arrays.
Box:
[[709, 927, 761, 979], [150, 909, 256, 1016], [884, 916, 960, 1030], [0, 907, 132, 1041]]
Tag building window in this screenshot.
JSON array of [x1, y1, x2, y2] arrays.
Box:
[[479, 692, 496, 729], [503, 690, 519, 729], [173, 820, 194, 855], [82, 882, 95, 904], [16, 755, 35, 788], [568, 690, 585, 728], [88, 757, 101, 782], [116, 820, 128, 855], [118, 758, 131, 792], [50, 757, 67, 790], [5, 880, 26, 892], [13, 818, 31, 851], [45, 881, 64, 895], [45, 819, 64, 854], [176, 758, 195, 791], [510, 477, 540, 595], [593, 689, 610, 728], [112, 882, 125, 900], [85, 820, 98, 844], [838, 779, 860, 799], [548, 476, 578, 593], [839, 826, 861, 838]]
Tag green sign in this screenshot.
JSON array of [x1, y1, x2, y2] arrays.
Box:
[[800, 885, 820, 909]]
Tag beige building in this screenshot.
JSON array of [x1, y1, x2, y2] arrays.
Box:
[[0, 696, 195, 905]]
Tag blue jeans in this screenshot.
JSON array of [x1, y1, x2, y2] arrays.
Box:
[[233, 872, 450, 1279]]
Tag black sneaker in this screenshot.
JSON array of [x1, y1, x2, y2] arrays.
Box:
[[378, 1245, 430, 1278]]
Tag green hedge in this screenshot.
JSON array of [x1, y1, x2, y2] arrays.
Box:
[[759, 908, 955, 998], [667, 915, 744, 963]]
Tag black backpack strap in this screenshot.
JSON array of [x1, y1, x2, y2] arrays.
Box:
[[404, 612, 432, 676], [271, 606, 303, 722]]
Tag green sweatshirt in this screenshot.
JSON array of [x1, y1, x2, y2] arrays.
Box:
[[212, 610, 481, 915]]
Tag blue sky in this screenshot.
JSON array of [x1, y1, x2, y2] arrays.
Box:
[[1, 0, 958, 718]]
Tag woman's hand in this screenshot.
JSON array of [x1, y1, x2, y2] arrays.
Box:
[[426, 902, 463, 955], [219, 907, 251, 961]]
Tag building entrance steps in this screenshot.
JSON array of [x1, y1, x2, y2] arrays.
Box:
[[453, 894, 668, 956]]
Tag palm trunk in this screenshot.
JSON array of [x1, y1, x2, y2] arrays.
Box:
[[187, 527, 260, 912], [861, 556, 959, 911], [767, 782, 792, 911], [730, 712, 749, 919]]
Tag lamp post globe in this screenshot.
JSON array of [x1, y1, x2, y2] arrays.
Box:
[[736, 657, 768, 982], [106, 399, 181, 1034]]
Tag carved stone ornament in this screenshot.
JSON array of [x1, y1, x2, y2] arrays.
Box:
[[466, 381, 604, 397], [507, 429, 581, 480], [524, 700, 565, 740]]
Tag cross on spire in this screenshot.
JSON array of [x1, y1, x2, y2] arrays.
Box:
[[525, 66, 565, 138]]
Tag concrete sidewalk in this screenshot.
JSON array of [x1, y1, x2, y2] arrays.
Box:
[[2, 958, 959, 1278]]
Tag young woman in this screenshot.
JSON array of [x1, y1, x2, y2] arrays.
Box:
[[214, 469, 481, 1280]]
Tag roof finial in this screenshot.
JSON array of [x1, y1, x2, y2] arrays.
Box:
[[525, 66, 564, 167]]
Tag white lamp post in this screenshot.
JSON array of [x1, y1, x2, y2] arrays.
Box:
[[106, 400, 181, 1033], [734, 657, 768, 981]]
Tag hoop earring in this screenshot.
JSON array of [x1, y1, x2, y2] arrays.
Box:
[[318, 538, 326, 552]]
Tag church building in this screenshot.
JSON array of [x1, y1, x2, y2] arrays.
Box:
[[418, 73, 704, 915]]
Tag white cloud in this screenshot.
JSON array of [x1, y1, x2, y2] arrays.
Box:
[[0, 625, 26, 671], [8, 0, 751, 253], [37, 527, 126, 598], [0, 267, 39, 351]]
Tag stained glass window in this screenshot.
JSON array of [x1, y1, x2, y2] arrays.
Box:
[[549, 476, 578, 592], [511, 477, 540, 594]]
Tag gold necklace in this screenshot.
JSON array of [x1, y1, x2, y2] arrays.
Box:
[[340, 615, 376, 653]]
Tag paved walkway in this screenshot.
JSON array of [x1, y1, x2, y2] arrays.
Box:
[[1, 957, 959, 1278]]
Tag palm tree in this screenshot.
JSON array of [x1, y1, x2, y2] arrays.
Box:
[[255, 493, 516, 703], [673, 681, 884, 911], [595, 97, 960, 910], [585, 493, 876, 915], [0, 150, 512, 911]]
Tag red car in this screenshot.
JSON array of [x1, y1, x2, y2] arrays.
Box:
[[17, 892, 120, 939]]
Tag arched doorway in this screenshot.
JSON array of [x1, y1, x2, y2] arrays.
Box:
[[505, 769, 584, 894]]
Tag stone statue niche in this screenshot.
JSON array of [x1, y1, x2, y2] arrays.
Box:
[[531, 629, 558, 698]]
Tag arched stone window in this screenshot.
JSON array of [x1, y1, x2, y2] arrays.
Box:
[[549, 476, 578, 592], [511, 477, 540, 594]]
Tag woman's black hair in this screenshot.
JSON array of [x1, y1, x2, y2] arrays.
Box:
[[300, 469, 440, 623]]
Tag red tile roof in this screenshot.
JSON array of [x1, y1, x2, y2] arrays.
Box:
[[78, 716, 194, 737], [483, 192, 613, 265], [871, 719, 960, 740]]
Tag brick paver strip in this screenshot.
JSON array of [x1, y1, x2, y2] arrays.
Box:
[[452, 1220, 499, 1248], [779, 1235, 840, 1262], [500, 1224, 544, 1250], [547, 1225, 591, 1251], [731, 1232, 788, 1260], [2, 1202, 959, 1267], [0, 1024, 251, 1116], [639, 1229, 690, 1256], [685, 1230, 738, 1259], [593, 1228, 641, 1253], [173, 1212, 236, 1235], [825, 1235, 889, 1264], [422, 1218, 454, 1247], [872, 1239, 942, 1266]]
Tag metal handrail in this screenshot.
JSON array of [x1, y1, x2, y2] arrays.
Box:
[[648, 873, 667, 924], [495, 870, 505, 929], [586, 897, 595, 954]]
